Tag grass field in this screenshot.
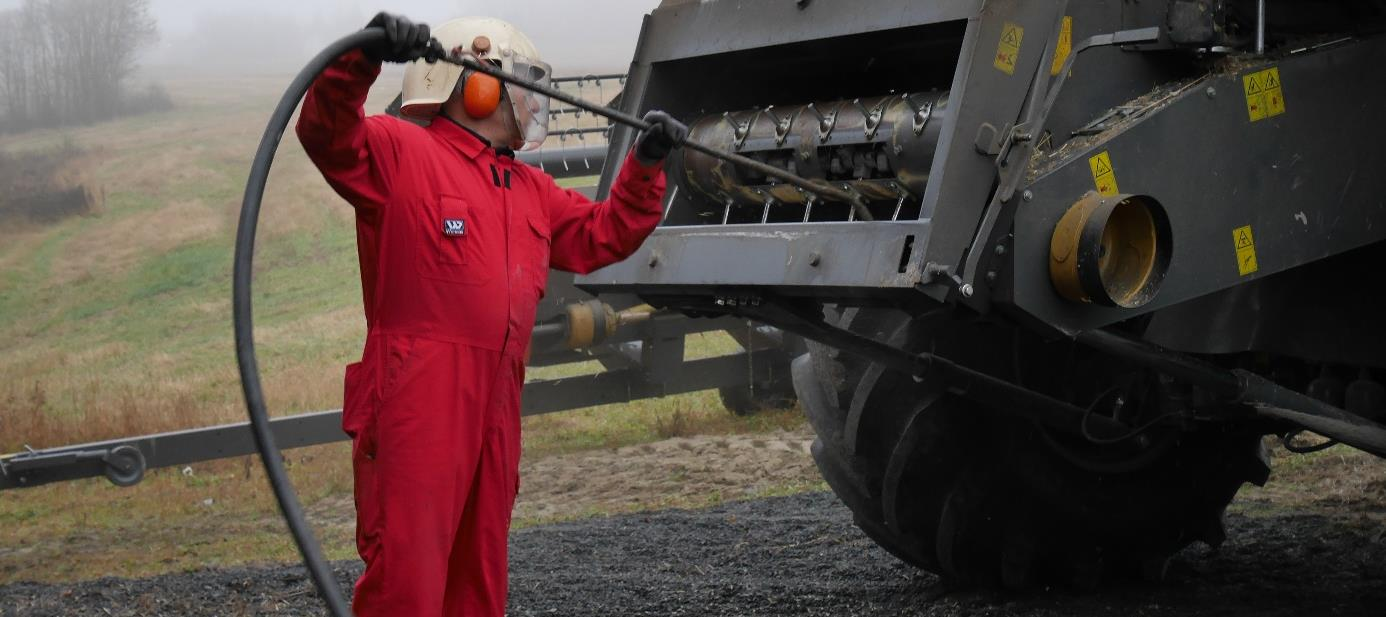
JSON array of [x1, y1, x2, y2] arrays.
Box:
[[0, 69, 810, 583]]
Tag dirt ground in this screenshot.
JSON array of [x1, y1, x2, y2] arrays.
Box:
[[513, 426, 821, 523], [2, 431, 1384, 616]]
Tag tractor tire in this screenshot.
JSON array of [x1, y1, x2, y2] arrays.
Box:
[[794, 306, 1272, 590]]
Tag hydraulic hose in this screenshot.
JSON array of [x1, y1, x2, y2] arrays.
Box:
[[234, 29, 385, 617]]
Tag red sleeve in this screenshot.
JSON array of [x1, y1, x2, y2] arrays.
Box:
[[294, 49, 402, 211], [543, 150, 667, 274]]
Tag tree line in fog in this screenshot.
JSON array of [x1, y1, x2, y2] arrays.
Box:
[[0, 0, 168, 134]]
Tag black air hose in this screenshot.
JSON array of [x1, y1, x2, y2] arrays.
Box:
[[234, 28, 387, 617]]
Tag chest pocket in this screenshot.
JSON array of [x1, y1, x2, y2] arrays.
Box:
[[524, 212, 552, 299], [418, 195, 492, 286]]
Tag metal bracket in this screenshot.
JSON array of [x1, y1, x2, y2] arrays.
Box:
[[806, 102, 838, 143], [909, 96, 935, 136], [854, 97, 888, 140], [973, 121, 1012, 156], [957, 25, 1163, 301], [994, 122, 1034, 170], [925, 262, 974, 298], [721, 112, 751, 150], [763, 105, 796, 146], [1, 444, 147, 488]]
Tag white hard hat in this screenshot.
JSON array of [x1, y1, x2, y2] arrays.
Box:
[[400, 16, 552, 150]]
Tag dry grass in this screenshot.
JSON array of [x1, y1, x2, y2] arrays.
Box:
[[1235, 437, 1386, 513], [0, 380, 203, 452], [655, 407, 694, 439]]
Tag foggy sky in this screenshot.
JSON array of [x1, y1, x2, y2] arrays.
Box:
[[0, 0, 660, 75]]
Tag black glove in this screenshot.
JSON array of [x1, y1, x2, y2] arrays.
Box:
[[362, 12, 443, 64], [634, 110, 689, 165]]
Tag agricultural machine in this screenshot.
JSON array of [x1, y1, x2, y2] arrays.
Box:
[[570, 0, 1386, 588]]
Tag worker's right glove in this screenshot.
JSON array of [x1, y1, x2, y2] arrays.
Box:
[[362, 12, 444, 64], [634, 110, 689, 165]]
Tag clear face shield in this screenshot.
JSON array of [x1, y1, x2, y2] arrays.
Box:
[[499, 52, 551, 151]]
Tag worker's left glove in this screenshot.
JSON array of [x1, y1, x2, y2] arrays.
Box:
[[634, 110, 689, 165]]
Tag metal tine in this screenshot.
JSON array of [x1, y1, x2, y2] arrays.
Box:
[[844, 184, 857, 222], [662, 185, 678, 223], [576, 127, 591, 170], [559, 130, 571, 173], [762, 197, 774, 224], [722, 197, 734, 225]]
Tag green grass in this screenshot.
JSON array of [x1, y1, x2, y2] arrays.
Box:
[[125, 241, 229, 302]]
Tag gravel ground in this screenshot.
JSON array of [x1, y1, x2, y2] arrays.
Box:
[[3, 491, 1383, 617]]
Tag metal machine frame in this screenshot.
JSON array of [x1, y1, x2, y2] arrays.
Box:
[[575, 0, 1386, 453]]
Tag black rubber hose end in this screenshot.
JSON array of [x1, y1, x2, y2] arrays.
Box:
[[234, 28, 389, 617]]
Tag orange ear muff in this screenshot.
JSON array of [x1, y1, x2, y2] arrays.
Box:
[[462, 71, 502, 119]]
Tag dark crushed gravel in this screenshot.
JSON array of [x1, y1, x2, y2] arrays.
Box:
[[2, 491, 1383, 616]]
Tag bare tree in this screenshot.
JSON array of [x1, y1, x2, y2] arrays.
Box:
[[0, 12, 29, 129], [0, 0, 158, 132]]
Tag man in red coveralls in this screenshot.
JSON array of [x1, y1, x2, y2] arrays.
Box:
[[295, 12, 686, 616]]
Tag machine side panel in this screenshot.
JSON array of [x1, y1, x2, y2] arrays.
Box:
[[597, 14, 654, 201], [1009, 37, 1386, 333], [917, 0, 1067, 282], [576, 222, 924, 290]]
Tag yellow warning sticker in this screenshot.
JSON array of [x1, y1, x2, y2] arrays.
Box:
[[1089, 151, 1119, 196], [1233, 225, 1259, 275], [1051, 16, 1072, 76], [995, 22, 1024, 75], [1243, 67, 1286, 122], [1264, 69, 1286, 116]]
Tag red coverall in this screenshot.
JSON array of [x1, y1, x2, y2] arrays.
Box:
[[295, 49, 666, 616]]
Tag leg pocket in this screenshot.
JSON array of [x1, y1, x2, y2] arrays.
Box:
[[342, 361, 377, 454]]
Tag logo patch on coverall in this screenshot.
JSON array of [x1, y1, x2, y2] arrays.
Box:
[[443, 219, 466, 236]]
